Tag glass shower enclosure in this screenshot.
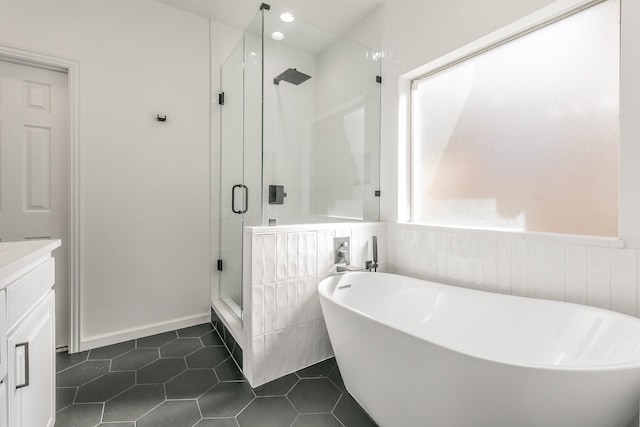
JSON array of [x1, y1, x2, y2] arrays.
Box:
[[217, 5, 381, 318], [218, 17, 262, 315]]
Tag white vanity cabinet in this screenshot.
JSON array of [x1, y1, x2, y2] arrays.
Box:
[[0, 290, 7, 380], [8, 291, 55, 427], [0, 240, 60, 427], [0, 379, 7, 427], [0, 290, 6, 427]]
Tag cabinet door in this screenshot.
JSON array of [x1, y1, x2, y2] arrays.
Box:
[[0, 381, 7, 427], [8, 291, 55, 427], [0, 290, 6, 380]]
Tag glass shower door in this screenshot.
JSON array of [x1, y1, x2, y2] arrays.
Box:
[[219, 38, 245, 315], [218, 14, 264, 318]]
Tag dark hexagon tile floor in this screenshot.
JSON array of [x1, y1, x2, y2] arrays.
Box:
[[74, 371, 135, 403], [198, 381, 254, 418], [186, 346, 229, 368], [237, 396, 297, 427], [57, 360, 110, 387], [160, 337, 203, 357], [56, 387, 77, 412], [111, 348, 159, 371], [56, 350, 89, 372], [88, 340, 135, 360], [254, 373, 298, 396], [215, 357, 244, 382], [178, 323, 213, 337], [195, 419, 238, 427], [288, 378, 342, 413], [137, 400, 202, 427], [137, 357, 187, 384], [102, 384, 165, 422], [165, 368, 219, 399], [293, 413, 344, 427], [137, 330, 177, 348], [55, 322, 377, 427]]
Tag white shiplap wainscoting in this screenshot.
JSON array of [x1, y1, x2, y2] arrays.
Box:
[[242, 222, 386, 387], [387, 224, 637, 318]]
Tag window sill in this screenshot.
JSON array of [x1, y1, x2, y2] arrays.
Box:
[[395, 222, 624, 249]]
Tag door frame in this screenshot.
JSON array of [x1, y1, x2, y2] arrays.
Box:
[[0, 43, 81, 353]]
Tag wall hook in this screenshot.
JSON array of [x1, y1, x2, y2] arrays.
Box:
[[157, 114, 167, 122]]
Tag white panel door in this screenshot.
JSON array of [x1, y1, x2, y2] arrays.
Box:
[[0, 61, 69, 348], [7, 291, 55, 427]]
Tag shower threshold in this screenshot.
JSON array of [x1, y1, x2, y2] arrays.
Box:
[[211, 297, 245, 349], [222, 297, 242, 320]]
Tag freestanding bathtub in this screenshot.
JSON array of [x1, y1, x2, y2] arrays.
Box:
[[318, 272, 640, 427]]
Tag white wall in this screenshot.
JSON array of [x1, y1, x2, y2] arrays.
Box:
[[262, 40, 317, 223], [346, 0, 640, 317], [0, 0, 212, 349]]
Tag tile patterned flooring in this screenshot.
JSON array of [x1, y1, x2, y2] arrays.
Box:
[[55, 323, 378, 427]]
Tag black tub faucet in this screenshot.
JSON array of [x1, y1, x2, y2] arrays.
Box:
[[366, 236, 379, 272]]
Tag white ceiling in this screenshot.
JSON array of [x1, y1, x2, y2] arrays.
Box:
[[155, 0, 384, 37]]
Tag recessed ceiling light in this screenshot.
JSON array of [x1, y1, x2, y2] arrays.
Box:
[[271, 31, 285, 41], [280, 12, 295, 23]]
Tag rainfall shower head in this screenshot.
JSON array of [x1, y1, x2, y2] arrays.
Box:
[[274, 68, 312, 85]]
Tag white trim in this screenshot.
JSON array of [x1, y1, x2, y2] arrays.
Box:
[[619, 0, 640, 249], [245, 221, 385, 235], [394, 222, 624, 249], [397, 77, 412, 223], [221, 297, 242, 318], [0, 43, 82, 353], [399, 0, 620, 245], [79, 312, 211, 352]]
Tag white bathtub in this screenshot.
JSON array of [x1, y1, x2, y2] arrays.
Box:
[[318, 272, 640, 427]]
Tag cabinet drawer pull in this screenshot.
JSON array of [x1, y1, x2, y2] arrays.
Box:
[[15, 342, 29, 389]]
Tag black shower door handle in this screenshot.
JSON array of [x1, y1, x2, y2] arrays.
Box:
[[232, 184, 241, 214], [232, 184, 248, 215], [241, 185, 248, 214]]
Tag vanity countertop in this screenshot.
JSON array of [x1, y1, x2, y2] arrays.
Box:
[[0, 240, 61, 289]]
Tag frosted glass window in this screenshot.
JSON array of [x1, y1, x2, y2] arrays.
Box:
[[411, 0, 619, 237]]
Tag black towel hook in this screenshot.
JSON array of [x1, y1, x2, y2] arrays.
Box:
[[157, 114, 167, 122]]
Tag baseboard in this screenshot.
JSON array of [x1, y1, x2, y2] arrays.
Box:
[[77, 312, 210, 352]]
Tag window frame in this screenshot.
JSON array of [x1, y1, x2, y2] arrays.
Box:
[[400, 0, 623, 246]]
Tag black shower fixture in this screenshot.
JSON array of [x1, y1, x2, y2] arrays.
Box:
[[274, 68, 312, 85]]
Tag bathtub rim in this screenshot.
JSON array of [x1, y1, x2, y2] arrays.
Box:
[[318, 272, 640, 373]]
